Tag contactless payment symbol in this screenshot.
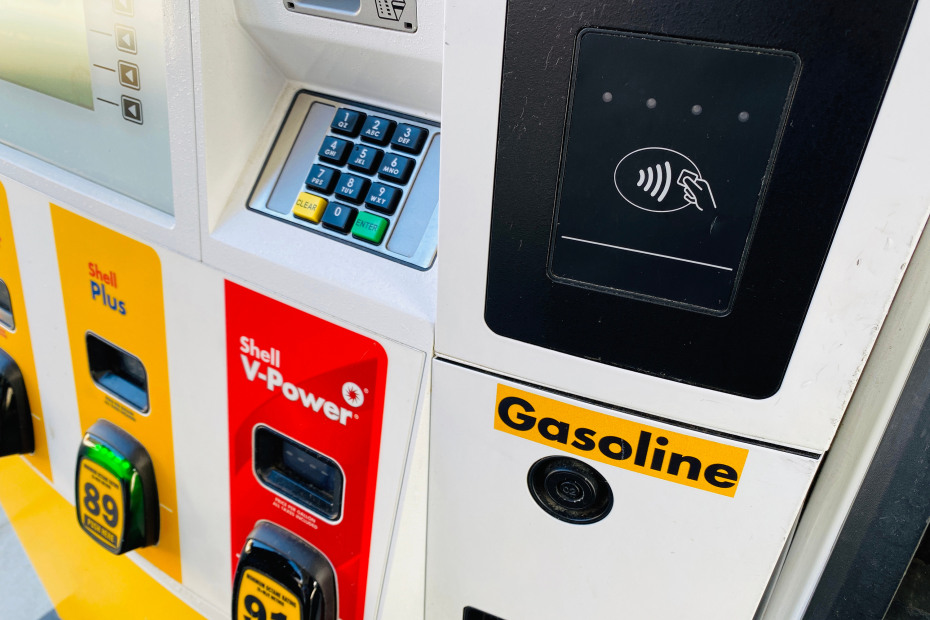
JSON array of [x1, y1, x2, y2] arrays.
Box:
[[342, 382, 364, 407], [614, 147, 717, 213]]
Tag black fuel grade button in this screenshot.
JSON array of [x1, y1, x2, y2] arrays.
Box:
[[75, 419, 158, 555], [233, 521, 337, 620], [0, 348, 34, 457]]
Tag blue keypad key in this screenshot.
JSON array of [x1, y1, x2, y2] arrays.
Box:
[[360, 116, 396, 145], [331, 108, 365, 137], [364, 183, 402, 215], [390, 124, 427, 154], [378, 154, 415, 184], [305, 165, 339, 194], [321, 203, 358, 233], [318, 136, 351, 165], [335, 173, 370, 204], [348, 144, 384, 174]]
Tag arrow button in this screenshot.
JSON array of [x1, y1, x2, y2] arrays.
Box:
[[112, 0, 134, 16], [121, 95, 143, 125], [114, 25, 137, 54], [117, 61, 140, 90]]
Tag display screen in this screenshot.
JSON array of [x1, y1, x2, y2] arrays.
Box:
[[0, 0, 93, 109], [548, 30, 799, 314]]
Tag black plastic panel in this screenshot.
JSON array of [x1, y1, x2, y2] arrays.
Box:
[[485, 0, 916, 398]]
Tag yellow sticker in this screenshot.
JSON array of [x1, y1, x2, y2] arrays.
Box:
[[494, 385, 749, 497], [51, 205, 181, 580], [237, 568, 302, 620], [0, 181, 52, 480], [77, 458, 125, 552]]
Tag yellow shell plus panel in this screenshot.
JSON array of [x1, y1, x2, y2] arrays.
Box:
[[0, 181, 52, 479], [50, 204, 181, 581], [237, 569, 302, 620]]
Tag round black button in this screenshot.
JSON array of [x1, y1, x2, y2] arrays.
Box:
[[528, 456, 613, 524]]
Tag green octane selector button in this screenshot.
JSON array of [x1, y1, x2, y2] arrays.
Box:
[[352, 212, 389, 245]]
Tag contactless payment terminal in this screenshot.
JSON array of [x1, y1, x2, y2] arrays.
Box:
[[76, 419, 158, 554], [549, 30, 799, 313]]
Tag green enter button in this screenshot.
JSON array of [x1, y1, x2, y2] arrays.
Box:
[[352, 212, 389, 245]]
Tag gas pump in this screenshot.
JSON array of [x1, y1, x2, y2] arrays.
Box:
[[0, 0, 440, 618], [427, 0, 930, 618]]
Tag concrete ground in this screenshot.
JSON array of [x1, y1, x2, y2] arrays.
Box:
[[0, 501, 60, 620]]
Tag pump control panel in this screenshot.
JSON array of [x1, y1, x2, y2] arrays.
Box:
[[75, 419, 158, 554], [249, 92, 440, 269]]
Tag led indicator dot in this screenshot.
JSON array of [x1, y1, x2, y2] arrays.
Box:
[[602, 91, 613, 103], [738, 111, 750, 122], [646, 98, 657, 109], [691, 104, 703, 116]]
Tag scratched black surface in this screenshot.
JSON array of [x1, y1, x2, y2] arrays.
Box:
[[484, 0, 916, 398]]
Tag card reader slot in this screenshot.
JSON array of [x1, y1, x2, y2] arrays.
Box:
[[0, 279, 14, 331], [86, 333, 149, 413], [254, 425, 344, 521]]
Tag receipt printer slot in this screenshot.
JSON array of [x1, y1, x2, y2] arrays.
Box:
[[86, 333, 149, 413]]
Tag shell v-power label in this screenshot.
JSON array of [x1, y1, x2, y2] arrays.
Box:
[[226, 281, 388, 620]]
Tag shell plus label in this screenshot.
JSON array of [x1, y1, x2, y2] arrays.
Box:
[[495, 385, 749, 497], [237, 569, 302, 620], [77, 458, 124, 551], [226, 281, 388, 620], [51, 205, 181, 580]]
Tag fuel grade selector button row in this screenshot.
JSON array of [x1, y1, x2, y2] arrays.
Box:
[[249, 91, 440, 268], [75, 419, 158, 554], [233, 521, 337, 620], [0, 348, 34, 457]]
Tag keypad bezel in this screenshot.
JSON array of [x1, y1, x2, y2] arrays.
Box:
[[248, 91, 440, 270]]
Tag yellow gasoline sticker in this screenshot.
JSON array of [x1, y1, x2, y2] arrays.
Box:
[[77, 458, 125, 551], [238, 569, 302, 620], [494, 385, 750, 497]]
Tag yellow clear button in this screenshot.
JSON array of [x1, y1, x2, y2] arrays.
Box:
[[292, 192, 327, 223]]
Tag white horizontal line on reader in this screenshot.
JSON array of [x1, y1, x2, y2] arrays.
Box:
[[561, 236, 734, 272]]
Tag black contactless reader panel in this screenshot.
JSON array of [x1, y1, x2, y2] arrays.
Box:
[[233, 521, 337, 620], [75, 419, 158, 554], [549, 31, 798, 314], [485, 0, 917, 398], [0, 348, 34, 457]]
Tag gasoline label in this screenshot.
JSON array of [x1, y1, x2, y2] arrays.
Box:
[[237, 569, 302, 620], [77, 458, 125, 551], [494, 385, 749, 497]]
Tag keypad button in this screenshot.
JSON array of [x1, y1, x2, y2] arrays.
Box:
[[360, 116, 396, 145], [378, 154, 415, 184], [352, 212, 389, 245], [292, 192, 328, 223], [321, 203, 358, 233], [335, 173, 370, 204], [390, 124, 427, 154], [305, 165, 339, 194], [348, 144, 384, 174], [318, 136, 351, 165], [331, 108, 365, 137], [364, 183, 402, 215]]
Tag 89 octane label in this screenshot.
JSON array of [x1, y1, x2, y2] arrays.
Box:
[[238, 569, 301, 620], [77, 458, 124, 552]]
